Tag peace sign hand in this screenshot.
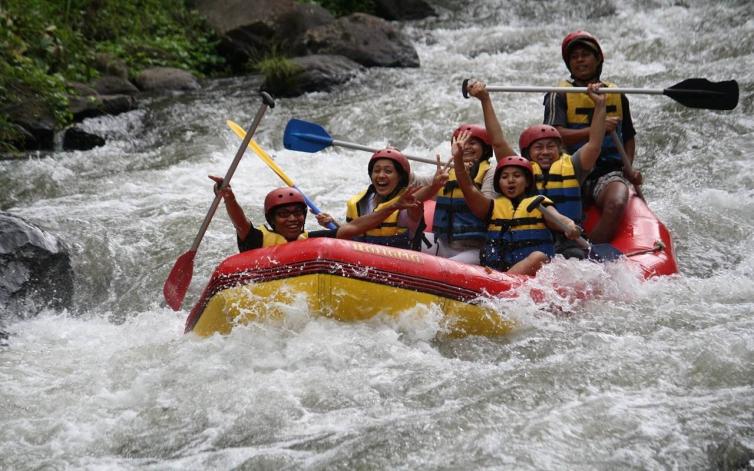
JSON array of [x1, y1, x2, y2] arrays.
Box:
[[433, 153, 451, 187]]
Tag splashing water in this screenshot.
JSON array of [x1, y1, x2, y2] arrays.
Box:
[[1, 0, 753, 468]]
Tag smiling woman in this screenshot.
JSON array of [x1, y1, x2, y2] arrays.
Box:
[[340, 148, 425, 250]]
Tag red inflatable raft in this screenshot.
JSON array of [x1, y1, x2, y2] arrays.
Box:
[[184, 190, 677, 337]]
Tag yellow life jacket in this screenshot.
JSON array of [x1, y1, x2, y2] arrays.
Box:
[[260, 225, 308, 247], [559, 79, 623, 164], [480, 195, 555, 270], [433, 160, 490, 241], [531, 154, 582, 223], [346, 187, 411, 248]]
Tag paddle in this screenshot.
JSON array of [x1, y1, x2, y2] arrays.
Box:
[[162, 92, 275, 311], [283, 118, 437, 165], [461, 78, 739, 110], [526, 195, 623, 262], [226, 119, 337, 230], [610, 129, 646, 201]]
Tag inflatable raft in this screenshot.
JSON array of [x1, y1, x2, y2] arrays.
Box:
[[184, 191, 677, 337]]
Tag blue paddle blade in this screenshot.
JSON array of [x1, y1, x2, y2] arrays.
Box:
[[284, 119, 334, 153], [587, 243, 624, 262]]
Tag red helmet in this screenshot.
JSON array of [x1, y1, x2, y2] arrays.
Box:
[[264, 187, 306, 224], [518, 124, 562, 157], [561, 30, 603, 68], [368, 148, 411, 182], [452, 123, 491, 146], [493, 155, 535, 194]]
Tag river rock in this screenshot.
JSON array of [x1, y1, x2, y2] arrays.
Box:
[[194, 0, 334, 70], [261, 54, 364, 97], [63, 126, 105, 150], [92, 75, 140, 96], [67, 82, 104, 121], [0, 212, 74, 318], [133, 67, 201, 92], [295, 13, 420, 68], [3, 97, 56, 151], [374, 0, 435, 20], [94, 53, 129, 80], [67, 81, 137, 124]]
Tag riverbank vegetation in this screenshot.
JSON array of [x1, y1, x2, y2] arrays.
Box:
[[1, 0, 222, 152], [0, 0, 374, 152]]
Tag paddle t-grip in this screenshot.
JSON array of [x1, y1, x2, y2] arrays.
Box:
[[260, 91, 275, 108], [526, 195, 546, 212], [462, 78, 470, 98]]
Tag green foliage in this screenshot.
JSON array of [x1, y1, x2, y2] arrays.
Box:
[[0, 6, 72, 151], [0, 0, 225, 152], [255, 54, 303, 91], [301, 0, 376, 17]]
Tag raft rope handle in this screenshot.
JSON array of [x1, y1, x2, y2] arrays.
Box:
[[623, 240, 666, 258]]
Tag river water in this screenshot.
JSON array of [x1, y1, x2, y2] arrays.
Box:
[[1, 0, 753, 469]]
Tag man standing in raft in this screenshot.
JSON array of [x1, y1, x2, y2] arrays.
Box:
[[544, 30, 642, 243], [208, 175, 420, 252]]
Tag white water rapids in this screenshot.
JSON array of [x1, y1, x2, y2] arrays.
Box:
[[1, 0, 753, 468]]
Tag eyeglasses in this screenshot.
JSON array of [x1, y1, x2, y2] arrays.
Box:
[[275, 207, 306, 219]]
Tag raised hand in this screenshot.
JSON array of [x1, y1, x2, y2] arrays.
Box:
[[467, 79, 490, 101], [208, 175, 234, 200], [451, 130, 471, 161], [394, 186, 422, 210], [432, 153, 451, 187], [586, 82, 606, 108]]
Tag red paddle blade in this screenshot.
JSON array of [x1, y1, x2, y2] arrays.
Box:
[[163, 250, 196, 310]]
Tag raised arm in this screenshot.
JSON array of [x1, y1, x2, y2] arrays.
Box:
[[209, 175, 252, 239], [577, 83, 607, 173], [452, 131, 493, 220], [467, 79, 516, 158]]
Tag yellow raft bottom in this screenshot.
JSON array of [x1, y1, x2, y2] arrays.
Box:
[[191, 274, 514, 338]]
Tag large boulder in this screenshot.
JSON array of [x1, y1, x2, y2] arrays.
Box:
[[261, 54, 364, 97], [133, 67, 201, 92], [2, 95, 56, 151], [295, 13, 420, 68], [194, 0, 334, 70], [0, 212, 74, 318]]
